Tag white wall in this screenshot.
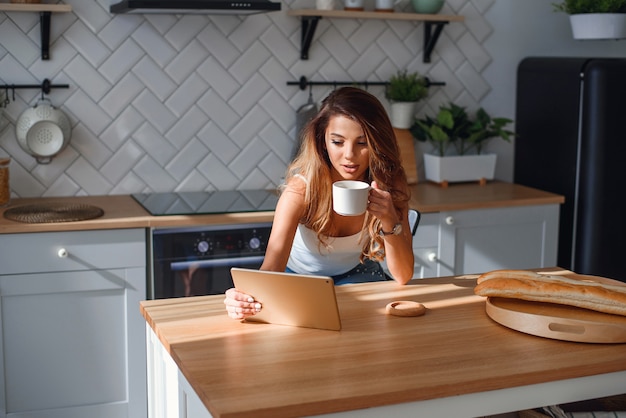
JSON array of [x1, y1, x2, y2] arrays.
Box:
[[0, 0, 499, 197], [2, 1, 624, 196], [482, 0, 626, 182]]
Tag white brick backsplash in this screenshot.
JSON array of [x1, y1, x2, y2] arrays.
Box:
[[164, 40, 208, 85], [132, 21, 177, 67], [70, 123, 113, 168], [33, 148, 78, 187], [67, 156, 113, 194], [198, 123, 240, 163], [166, 106, 209, 149], [165, 73, 209, 118], [198, 154, 240, 190], [196, 56, 240, 99], [99, 39, 144, 84], [456, 31, 491, 73], [65, 55, 112, 102], [164, 15, 209, 50], [99, 72, 144, 119], [98, 15, 143, 50], [0, 19, 39, 65], [133, 121, 177, 165], [166, 138, 209, 181], [197, 91, 240, 133], [64, 20, 111, 67], [65, 0, 110, 33], [0, 1, 494, 197], [65, 90, 113, 135], [456, 60, 490, 102], [101, 140, 144, 184], [133, 90, 177, 133], [134, 155, 177, 192], [100, 105, 143, 150], [44, 173, 79, 197]]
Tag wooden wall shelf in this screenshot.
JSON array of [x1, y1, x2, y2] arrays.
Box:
[[0, 3, 73, 60], [287, 9, 464, 62]]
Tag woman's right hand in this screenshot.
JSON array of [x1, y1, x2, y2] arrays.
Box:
[[224, 288, 262, 320]]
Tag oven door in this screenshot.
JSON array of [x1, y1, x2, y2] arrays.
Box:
[[149, 223, 272, 299]]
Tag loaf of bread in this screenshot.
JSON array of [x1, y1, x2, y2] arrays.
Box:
[[474, 270, 626, 316]]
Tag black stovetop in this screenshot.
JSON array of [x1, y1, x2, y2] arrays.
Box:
[[132, 190, 278, 216]]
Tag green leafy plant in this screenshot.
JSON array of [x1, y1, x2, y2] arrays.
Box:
[[385, 70, 429, 103], [410, 103, 515, 156], [553, 0, 626, 14]]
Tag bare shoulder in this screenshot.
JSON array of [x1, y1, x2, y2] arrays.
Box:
[[276, 176, 307, 215]]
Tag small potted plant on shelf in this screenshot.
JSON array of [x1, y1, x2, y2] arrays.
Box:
[[385, 70, 429, 129], [553, 0, 626, 40], [410, 103, 515, 185]]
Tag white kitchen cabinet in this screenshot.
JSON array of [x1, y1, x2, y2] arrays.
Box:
[[0, 229, 147, 418], [413, 204, 559, 278], [146, 326, 211, 418], [410, 212, 440, 279]]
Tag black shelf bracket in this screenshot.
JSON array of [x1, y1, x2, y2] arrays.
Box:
[[300, 16, 321, 60], [423, 21, 448, 63], [295, 15, 451, 63], [40, 11, 51, 60]]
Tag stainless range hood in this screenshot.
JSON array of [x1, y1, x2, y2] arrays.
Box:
[[110, 0, 281, 15]]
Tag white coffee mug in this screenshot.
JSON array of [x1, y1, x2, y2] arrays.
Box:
[[316, 0, 335, 9], [344, 0, 364, 10], [332, 180, 371, 216], [375, 0, 401, 11]]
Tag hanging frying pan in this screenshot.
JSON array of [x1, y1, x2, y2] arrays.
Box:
[[293, 85, 318, 159]]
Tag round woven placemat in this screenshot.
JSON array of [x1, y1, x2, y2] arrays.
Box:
[[3, 203, 104, 223]]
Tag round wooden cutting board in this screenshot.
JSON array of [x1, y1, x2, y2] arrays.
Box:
[[486, 297, 626, 343]]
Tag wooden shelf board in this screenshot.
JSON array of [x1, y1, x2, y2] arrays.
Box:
[[0, 3, 72, 13], [287, 9, 464, 22]]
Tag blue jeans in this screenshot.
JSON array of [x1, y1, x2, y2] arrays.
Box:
[[286, 259, 391, 285]]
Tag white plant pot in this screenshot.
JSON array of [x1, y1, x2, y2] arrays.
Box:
[[389, 101, 417, 129], [423, 153, 497, 184], [569, 13, 626, 40]]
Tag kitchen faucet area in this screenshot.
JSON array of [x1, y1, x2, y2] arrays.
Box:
[[1, 1, 625, 417]]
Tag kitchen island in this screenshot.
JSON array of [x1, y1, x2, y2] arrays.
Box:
[[140, 270, 626, 418]]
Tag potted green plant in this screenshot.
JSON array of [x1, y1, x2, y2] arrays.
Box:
[[385, 70, 428, 129], [553, 0, 626, 39], [410, 103, 514, 184]]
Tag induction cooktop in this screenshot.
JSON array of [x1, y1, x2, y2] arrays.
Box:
[[132, 190, 279, 216]]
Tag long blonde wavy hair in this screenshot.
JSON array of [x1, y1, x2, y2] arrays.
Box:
[[284, 86, 409, 262]]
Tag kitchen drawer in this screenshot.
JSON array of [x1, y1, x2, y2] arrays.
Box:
[[0, 229, 146, 275]]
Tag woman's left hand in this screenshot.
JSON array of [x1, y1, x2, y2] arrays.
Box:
[[367, 181, 399, 230]]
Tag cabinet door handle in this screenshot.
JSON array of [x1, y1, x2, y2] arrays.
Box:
[[445, 216, 455, 225], [57, 248, 68, 258], [427, 252, 437, 262]]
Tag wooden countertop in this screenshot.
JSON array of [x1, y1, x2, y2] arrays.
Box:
[[410, 181, 564, 213], [0, 182, 564, 234], [140, 270, 626, 418], [0, 195, 275, 234]]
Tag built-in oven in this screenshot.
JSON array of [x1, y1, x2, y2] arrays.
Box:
[[149, 222, 272, 299], [132, 190, 277, 300]]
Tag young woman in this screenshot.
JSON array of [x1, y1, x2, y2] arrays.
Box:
[[224, 87, 414, 319]]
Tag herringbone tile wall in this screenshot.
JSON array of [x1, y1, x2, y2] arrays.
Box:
[[0, 0, 494, 197]]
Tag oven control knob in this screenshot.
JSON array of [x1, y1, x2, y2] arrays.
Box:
[[249, 237, 261, 250], [197, 240, 210, 254]]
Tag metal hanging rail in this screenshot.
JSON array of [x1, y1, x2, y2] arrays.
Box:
[[1, 79, 70, 104], [287, 76, 445, 90]]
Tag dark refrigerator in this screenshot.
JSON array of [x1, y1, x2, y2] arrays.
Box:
[[515, 57, 626, 283]]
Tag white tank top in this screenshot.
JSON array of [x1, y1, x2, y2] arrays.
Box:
[[287, 224, 362, 276]]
